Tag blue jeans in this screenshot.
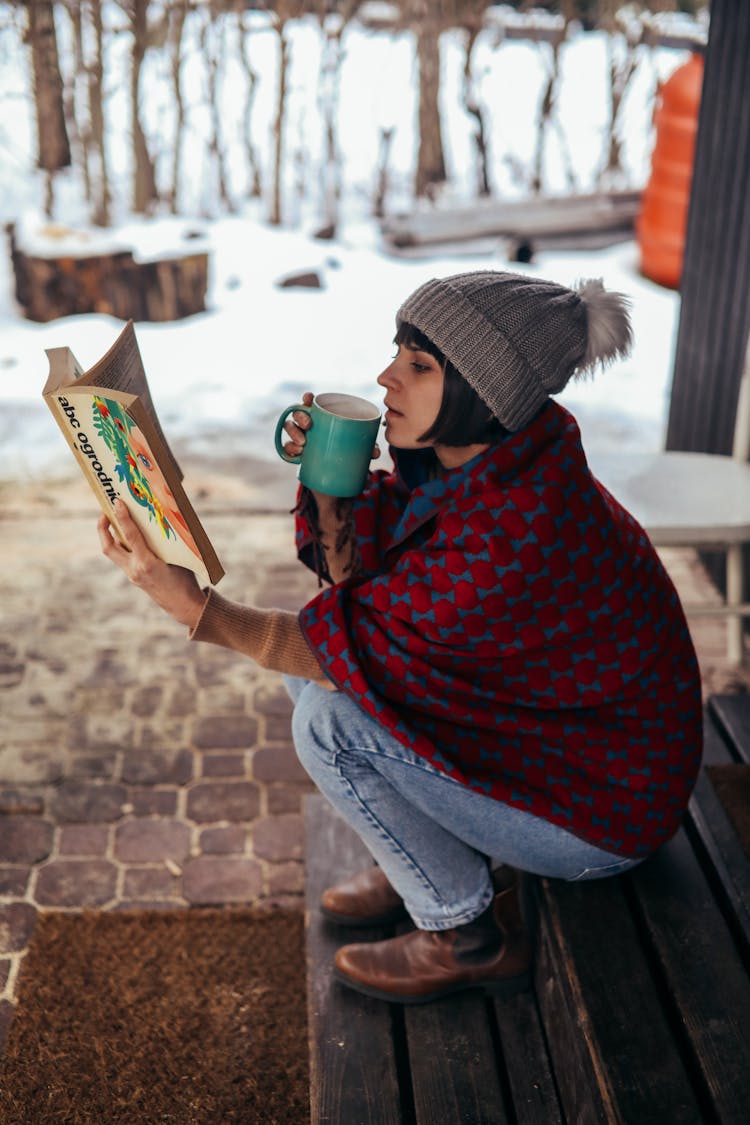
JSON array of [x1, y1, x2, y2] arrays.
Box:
[[286, 677, 643, 931]]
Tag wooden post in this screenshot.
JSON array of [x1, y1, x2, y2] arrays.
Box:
[[667, 1, 750, 456], [665, 0, 750, 612]]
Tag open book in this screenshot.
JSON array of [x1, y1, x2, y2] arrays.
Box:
[[43, 320, 224, 587]]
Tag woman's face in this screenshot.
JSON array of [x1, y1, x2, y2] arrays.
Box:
[[377, 342, 445, 449], [129, 426, 175, 511]]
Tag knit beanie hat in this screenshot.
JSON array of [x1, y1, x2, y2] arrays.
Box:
[[396, 270, 632, 432]]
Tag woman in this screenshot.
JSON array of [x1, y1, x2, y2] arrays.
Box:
[[99, 270, 703, 1004]]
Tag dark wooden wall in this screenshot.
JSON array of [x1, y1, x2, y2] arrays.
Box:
[[667, 0, 750, 456]]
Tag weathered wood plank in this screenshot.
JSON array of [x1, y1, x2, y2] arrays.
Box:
[[492, 989, 564, 1125], [404, 994, 508, 1125], [629, 829, 750, 1124], [687, 712, 750, 957], [304, 795, 406, 1125], [709, 694, 750, 764], [535, 875, 703, 1125]]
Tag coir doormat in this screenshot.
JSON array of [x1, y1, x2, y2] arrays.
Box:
[[0, 909, 309, 1124]]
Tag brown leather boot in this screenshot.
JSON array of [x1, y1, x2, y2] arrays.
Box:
[[321, 866, 408, 927], [333, 882, 532, 1004]]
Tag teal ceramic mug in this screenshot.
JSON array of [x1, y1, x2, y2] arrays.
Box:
[[274, 392, 381, 497]]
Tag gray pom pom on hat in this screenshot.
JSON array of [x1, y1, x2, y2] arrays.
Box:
[[396, 269, 632, 432]]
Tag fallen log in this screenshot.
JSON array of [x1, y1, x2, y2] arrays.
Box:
[[380, 190, 642, 251]]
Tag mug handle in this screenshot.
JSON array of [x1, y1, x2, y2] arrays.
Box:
[[274, 404, 311, 464]]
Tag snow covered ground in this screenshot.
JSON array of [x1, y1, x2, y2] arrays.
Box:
[[0, 11, 691, 484]]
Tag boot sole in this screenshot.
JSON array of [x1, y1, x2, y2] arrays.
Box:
[[332, 967, 532, 1005], [320, 904, 409, 928]]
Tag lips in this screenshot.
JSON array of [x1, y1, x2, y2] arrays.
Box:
[[384, 401, 403, 417]]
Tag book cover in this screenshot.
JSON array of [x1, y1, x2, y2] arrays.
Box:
[[42, 320, 224, 588]]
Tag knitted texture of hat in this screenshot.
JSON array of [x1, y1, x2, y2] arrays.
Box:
[[396, 270, 632, 431]]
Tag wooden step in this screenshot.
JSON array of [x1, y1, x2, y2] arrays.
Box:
[[303, 696, 750, 1124]]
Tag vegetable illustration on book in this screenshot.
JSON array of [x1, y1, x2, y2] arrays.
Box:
[[42, 320, 224, 588]]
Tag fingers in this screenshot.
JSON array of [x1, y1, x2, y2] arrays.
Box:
[[98, 504, 206, 626], [98, 513, 114, 551], [283, 398, 313, 455], [283, 412, 310, 447], [99, 501, 158, 583]]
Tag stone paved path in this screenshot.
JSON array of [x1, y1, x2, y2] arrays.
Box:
[[1, 467, 748, 1052], [0, 469, 319, 1045]]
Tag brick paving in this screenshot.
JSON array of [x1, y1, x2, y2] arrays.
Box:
[[0, 465, 748, 1051]]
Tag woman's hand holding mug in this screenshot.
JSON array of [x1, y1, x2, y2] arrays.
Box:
[[276, 391, 382, 497]]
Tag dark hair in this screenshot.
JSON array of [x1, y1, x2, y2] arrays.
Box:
[[394, 322, 508, 446]]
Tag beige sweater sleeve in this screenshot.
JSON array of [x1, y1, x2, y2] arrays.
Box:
[[189, 588, 332, 686], [189, 490, 356, 685]]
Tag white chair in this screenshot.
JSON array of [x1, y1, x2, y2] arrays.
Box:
[[587, 334, 750, 666]]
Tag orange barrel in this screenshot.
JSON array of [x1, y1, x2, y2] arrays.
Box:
[[637, 52, 704, 290]]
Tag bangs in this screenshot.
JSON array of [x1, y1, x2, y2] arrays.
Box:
[[394, 322, 446, 366], [393, 320, 508, 447]]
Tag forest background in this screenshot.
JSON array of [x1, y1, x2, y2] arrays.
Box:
[[0, 1, 707, 486], [6, 0, 706, 230]]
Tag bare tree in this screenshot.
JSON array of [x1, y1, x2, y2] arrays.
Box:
[[459, 0, 492, 196], [530, 11, 576, 195], [373, 125, 395, 218], [89, 0, 111, 223], [115, 0, 159, 213], [237, 6, 263, 200], [58, 1, 110, 225], [200, 5, 233, 212], [26, 0, 71, 215], [401, 0, 491, 200], [268, 0, 306, 226], [399, 0, 447, 198], [60, 0, 91, 206], [166, 0, 189, 214], [314, 1, 360, 238], [581, 0, 681, 188]]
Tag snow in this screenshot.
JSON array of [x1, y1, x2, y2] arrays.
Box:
[[0, 9, 694, 483]]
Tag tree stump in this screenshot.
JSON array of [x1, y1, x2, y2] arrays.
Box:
[[7, 223, 209, 323]]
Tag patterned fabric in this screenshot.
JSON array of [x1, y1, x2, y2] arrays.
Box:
[[296, 403, 703, 859]]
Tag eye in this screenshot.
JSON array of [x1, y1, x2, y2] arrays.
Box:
[[137, 452, 153, 470], [411, 360, 431, 373]]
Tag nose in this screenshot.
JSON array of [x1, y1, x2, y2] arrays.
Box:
[[377, 361, 397, 389]]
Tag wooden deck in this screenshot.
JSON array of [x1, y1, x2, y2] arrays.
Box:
[[304, 694, 750, 1124]]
